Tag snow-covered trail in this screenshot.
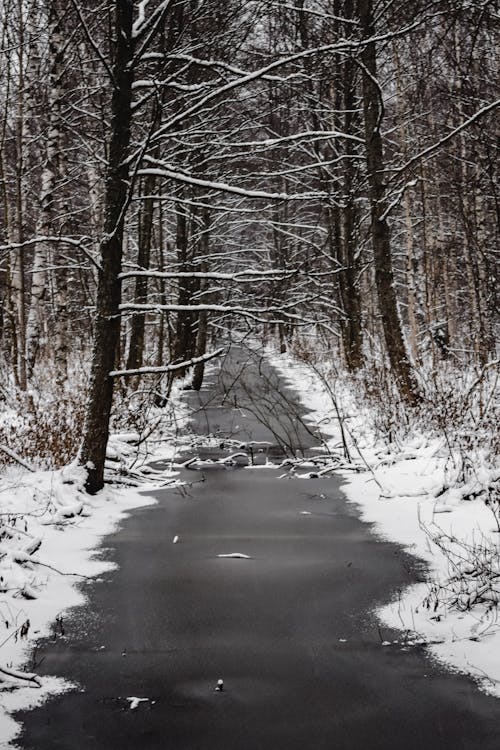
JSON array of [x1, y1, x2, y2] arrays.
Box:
[[14, 349, 500, 749]]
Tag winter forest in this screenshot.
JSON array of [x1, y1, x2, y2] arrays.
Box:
[[1, 0, 497, 479], [0, 0, 498, 743]]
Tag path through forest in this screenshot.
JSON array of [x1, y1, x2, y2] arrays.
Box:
[[15, 349, 500, 749]]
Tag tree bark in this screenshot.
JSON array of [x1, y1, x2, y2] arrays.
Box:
[[191, 210, 211, 390], [358, 0, 419, 404], [338, 10, 363, 370], [393, 40, 421, 365], [25, 1, 64, 376], [126, 178, 156, 373], [172, 195, 199, 375], [80, 0, 134, 494]]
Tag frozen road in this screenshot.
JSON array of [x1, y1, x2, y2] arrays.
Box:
[[15, 348, 500, 749]]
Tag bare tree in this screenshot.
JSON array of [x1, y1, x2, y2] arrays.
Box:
[[80, 0, 134, 494], [357, 0, 420, 404]]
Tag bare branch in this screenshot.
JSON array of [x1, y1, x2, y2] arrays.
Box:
[[109, 348, 226, 377]]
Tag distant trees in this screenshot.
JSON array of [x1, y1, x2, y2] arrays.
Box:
[[0, 1, 497, 481]]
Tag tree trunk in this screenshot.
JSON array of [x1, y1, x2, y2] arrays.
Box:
[[338, 15, 363, 370], [3, 0, 30, 390], [172, 196, 199, 375], [25, 1, 64, 376], [80, 0, 134, 494], [191, 210, 211, 390], [191, 309, 208, 390], [358, 0, 419, 404], [393, 41, 421, 364], [54, 266, 68, 384], [126, 178, 156, 373]]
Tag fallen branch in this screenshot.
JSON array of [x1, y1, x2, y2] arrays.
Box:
[[0, 664, 41, 687], [28, 558, 92, 579], [0, 445, 35, 473]]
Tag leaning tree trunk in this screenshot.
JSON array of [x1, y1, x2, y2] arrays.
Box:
[[80, 0, 133, 494], [358, 0, 419, 405]]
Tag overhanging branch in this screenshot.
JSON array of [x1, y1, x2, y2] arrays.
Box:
[[109, 348, 226, 377]]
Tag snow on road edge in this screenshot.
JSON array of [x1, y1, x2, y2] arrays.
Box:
[[0, 384, 190, 748], [270, 351, 500, 699]]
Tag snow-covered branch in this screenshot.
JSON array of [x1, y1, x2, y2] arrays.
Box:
[[119, 269, 297, 282], [0, 445, 35, 472], [119, 302, 308, 319], [393, 99, 500, 178], [109, 348, 226, 377], [149, 19, 425, 140], [138, 161, 326, 201]]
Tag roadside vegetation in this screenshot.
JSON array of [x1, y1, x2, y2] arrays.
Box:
[[0, 0, 497, 721]]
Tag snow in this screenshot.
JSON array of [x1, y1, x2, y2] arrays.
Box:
[[126, 696, 149, 710], [0, 676, 74, 749], [270, 350, 500, 698], [0, 379, 190, 747], [217, 553, 252, 559], [0, 348, 496, 744], [0, 465, 159, 746]]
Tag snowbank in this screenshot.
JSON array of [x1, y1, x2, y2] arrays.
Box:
[[270, 351, 500, 698], [0, 382, 190, 747]]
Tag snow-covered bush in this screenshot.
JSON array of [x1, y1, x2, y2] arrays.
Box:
[[422, 523, 500, 614], [290, 337, 498, 486], [0, 356, 189, 472], [0, 363, 88, 470], [282, 337, 500, 624]]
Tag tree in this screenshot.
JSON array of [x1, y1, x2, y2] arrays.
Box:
[[357, 0, 420, 404], [80, 0, 134, 494]]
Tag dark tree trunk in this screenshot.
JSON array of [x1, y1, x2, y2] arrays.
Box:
[[191, 211, 211, 390], [339, 194, 363, 370], [126, 178, 155, 373], [172, 197, 199, 376], [299, 0, 363, 370], [358, 0, 419, 404], [338, 13, 363, 371], [191, 309, 208, 390], [80, 0, 134, 494]]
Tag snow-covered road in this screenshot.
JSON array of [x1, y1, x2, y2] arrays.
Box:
[[14, 350, 500, 749]]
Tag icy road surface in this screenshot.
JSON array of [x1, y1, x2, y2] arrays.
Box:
[[15, 349, 500, 749]]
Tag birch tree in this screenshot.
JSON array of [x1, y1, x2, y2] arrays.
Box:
[[25, 1, 66, 375]]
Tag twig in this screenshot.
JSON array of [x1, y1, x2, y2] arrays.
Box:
[[29, 559, 92, 579], [0, 664, 41, 687], [0, 445, 35, 472]]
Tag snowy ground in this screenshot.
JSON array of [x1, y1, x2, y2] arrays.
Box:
[[0, 382, 190, 748], [270, 351, 500, 698], [0, 350, 498, 746]]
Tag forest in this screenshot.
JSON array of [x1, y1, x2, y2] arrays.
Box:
[[0, 2, 499, 740], [0, 0, 497, 486]]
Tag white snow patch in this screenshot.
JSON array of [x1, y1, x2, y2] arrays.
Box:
[[0, 378, 190, 746], [217, 553, 252, 559], [270, 349, 500, 698], [126, 696, 149, 710]]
